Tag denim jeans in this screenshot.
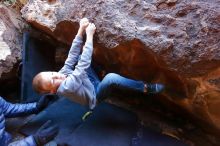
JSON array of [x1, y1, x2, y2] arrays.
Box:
[[87, 67, 145, 102]]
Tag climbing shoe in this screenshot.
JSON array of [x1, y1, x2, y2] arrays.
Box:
[[144, 83, 165, 94]]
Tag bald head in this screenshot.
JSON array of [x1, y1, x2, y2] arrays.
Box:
[[32, 72, 50, 94], [32, 71, 66, 94]]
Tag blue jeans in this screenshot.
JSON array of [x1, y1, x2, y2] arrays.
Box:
[[87, 67, 145, 102]]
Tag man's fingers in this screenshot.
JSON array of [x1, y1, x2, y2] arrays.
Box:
[[86, 23, 96, 30], [81, 18, 89, 22], [80, 18, 89, 27]]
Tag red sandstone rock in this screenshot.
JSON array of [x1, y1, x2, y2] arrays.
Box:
[[21, 0, 220, 134], [0, 4, 24, 79]]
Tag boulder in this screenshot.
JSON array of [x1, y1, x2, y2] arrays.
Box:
[[0, 4, 24, 80], [21, 0, 220, 134]]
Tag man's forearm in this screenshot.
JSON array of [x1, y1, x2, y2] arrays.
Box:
[[72, 41, 93, 76], [85, 32, 94, 44], [77, 18, 89, 39], [61, 18, 89, 71], [77, 27, 85, 38], [59, 35, 83, 74], [72, 22, 96, 76]]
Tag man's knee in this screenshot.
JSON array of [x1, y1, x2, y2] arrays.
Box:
[[102, 73, 120, 84], [96, 73, 119, 101]]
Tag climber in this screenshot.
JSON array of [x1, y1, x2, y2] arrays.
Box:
[[32, 18, 165, 110], [0, 94, 58, 146]]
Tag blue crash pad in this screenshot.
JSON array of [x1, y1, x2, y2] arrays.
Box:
[[21, 32, 56, 102], [20, 99, 138, 146]]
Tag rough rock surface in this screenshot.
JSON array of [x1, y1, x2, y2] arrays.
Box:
[[0, 4, 23, 79], [21, 0, 220, 135]]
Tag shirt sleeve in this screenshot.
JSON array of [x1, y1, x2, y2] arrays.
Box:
[[72, 41, 93, 77], [58, 41, 94, 93], [57, 42, 94, 106], [59, 35, 83, 75], [0, 97, 38, 118]]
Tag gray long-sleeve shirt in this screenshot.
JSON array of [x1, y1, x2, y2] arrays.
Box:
[[57, 35, 96, 109]]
